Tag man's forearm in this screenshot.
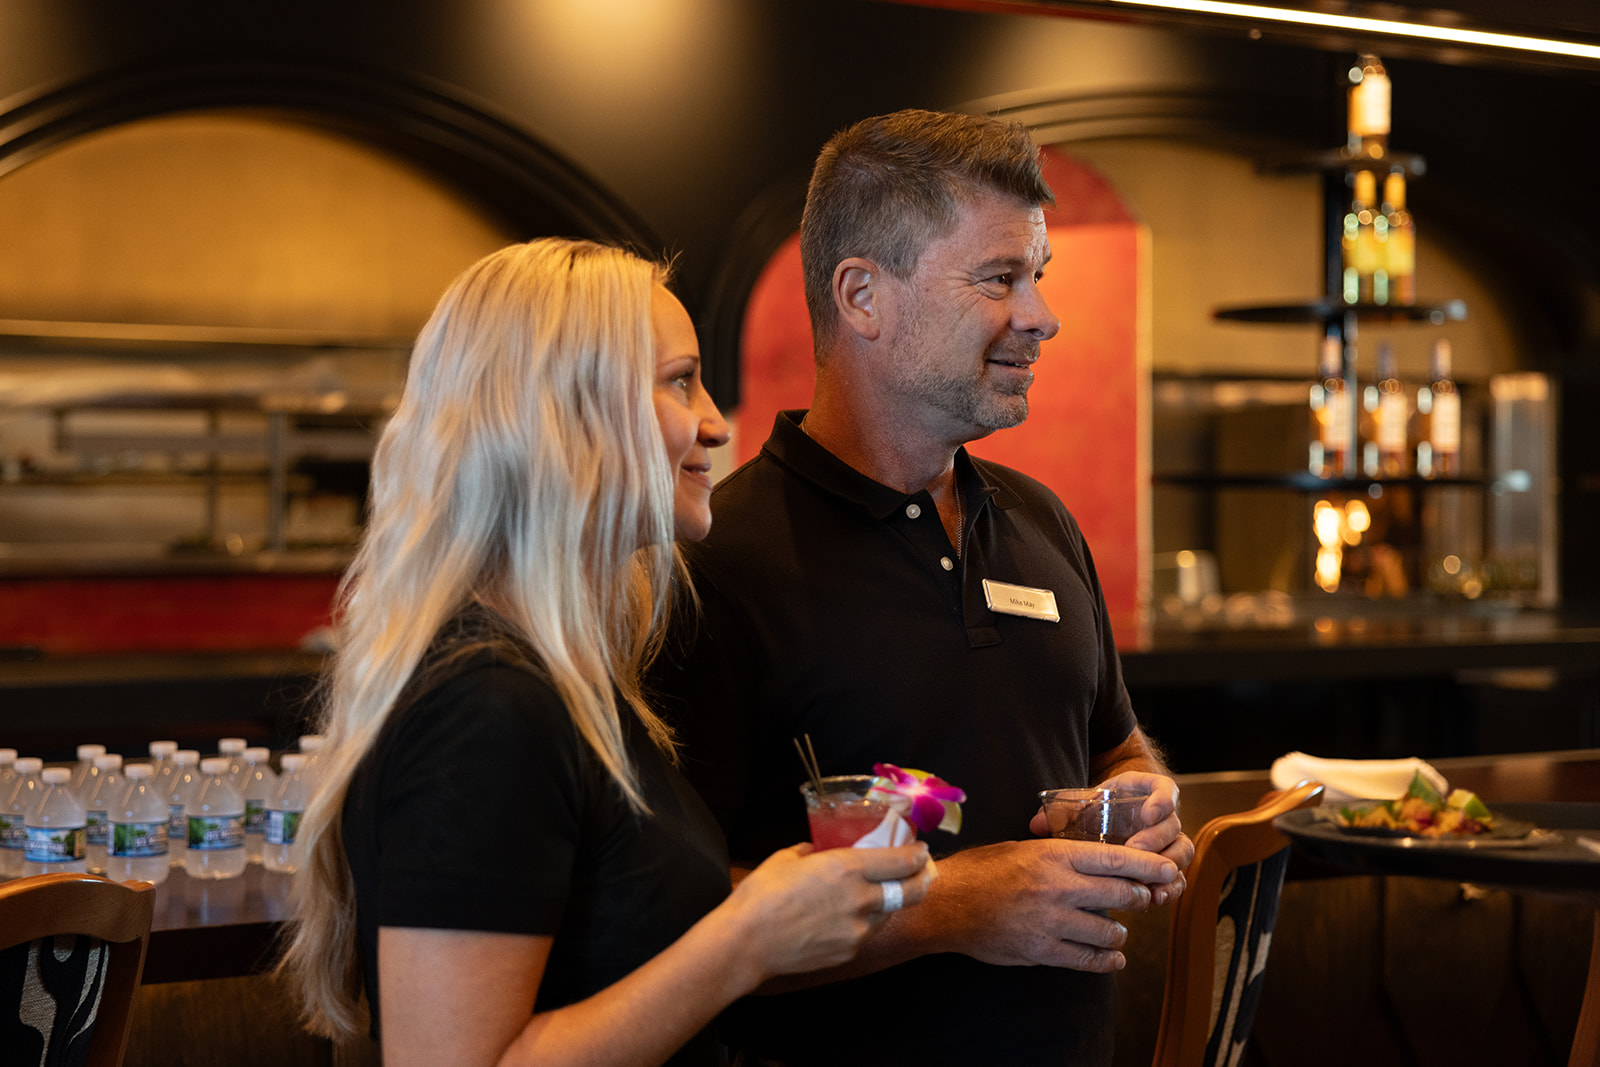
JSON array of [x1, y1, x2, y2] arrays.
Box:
[[1090, 725, 1169, 782]]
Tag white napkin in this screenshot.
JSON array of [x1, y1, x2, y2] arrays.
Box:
[[852, 811, 916, 848], [1270, 751, 1449, 805]]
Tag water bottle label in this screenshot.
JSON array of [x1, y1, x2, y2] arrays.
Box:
[[245, 799, 267, 834], [87, 810, 109, 846], [25, 825, 86, 863], [112, 820, 169, 858], [0, 813, 23, 849], [168, 803, 186, 839], [188, 814, 244, 851], [266, 809, 303, 845]]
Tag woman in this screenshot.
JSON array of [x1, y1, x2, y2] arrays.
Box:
[[279, 239, 931, 1066]]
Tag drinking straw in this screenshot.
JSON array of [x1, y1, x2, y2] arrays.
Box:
[[793, 735, 824, 796]]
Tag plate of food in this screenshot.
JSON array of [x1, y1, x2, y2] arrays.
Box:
[[1308, 772, 1547, 849]]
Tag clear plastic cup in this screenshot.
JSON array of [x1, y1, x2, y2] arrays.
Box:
[[1039, 787, 1146, 844]]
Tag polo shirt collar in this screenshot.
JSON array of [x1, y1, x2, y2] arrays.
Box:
[[760, 409, 1020, 517]]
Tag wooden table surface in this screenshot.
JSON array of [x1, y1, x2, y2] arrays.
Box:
[[142, 861, 295, 984]]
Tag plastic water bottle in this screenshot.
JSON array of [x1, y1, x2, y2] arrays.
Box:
[[0, 748, 19, 798], [264, 753, 309, 874], [167, 750, 202, 868], [108, 764, 170, 885], [0, 757, 43, 879], [148, 739, 178, 802], [84, 753, 125, 874], [185, 758, 246, 880], [238, 747, 278, 864], [24, 768, 88, 875], [70, 743, 107, 797], [218, 737, 247, 778]]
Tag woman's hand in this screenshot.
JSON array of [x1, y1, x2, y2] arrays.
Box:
[[720, 842, 935, 981]]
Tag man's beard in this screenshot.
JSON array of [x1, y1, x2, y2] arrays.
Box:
[[911, 338, 1038, 434]]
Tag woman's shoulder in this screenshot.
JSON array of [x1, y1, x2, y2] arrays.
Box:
[[377, 613, 578, 773]]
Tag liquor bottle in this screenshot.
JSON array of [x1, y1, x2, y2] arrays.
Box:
[[1373, 342, 1410, 477], [1342, 170, 1383, 305], [1347, 54, 1390, 160], [1417, 339, 1460, 477], [1383, 171, 1416, 306], [1309, 336, 1352, 478]]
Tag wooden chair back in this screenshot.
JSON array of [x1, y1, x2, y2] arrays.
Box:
[[0, 872, 157, 1067], [1152, 779, 1324, 1067]]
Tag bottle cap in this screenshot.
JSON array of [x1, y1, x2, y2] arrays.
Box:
[[201, 758, 229, 775], [14, 758, 42, 773], [76, 744, 106, 761], [244, 747, 271, 761], [218, 738, 247, 754], [282, 754, 307, 771], [43, 768, 71, 784], [0, 748, 15, 764], [298, 734, 326, 752], [174, 750, 200, 766], [94, 754, 123, 770], [126, 764, 153, 780], [149, 740, 178, 757]]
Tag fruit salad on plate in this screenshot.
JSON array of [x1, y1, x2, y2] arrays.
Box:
[[1335, 771, 1500, 838]]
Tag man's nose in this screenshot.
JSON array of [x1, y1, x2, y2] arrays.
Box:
[[1015, 282, 1060, 341]]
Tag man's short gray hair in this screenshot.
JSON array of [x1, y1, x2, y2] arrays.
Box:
[[799, 109, 1054, 348]]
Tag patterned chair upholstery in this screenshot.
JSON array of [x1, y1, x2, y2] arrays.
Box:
[[1152, 780, 1323, 1067], [0, 874, 156, 1067]]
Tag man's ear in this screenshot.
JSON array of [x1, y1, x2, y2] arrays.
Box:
[[832, 257, 884, 342]]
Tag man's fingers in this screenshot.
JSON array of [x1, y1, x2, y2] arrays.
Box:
[[1035, 940, 1128, 973], [1059, 840, 1178, 885]]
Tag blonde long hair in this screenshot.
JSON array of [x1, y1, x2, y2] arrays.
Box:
[[280, 238, 682, 1039]]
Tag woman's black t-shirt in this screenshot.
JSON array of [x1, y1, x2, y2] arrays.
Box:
[[342, 633, 731, 1063]]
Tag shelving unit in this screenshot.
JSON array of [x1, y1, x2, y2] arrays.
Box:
[[0, 320, 408, 562]]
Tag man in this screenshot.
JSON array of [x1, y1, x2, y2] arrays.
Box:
[[655, 109, 1193, 1065]]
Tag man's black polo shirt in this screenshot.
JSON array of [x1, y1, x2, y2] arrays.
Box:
[[654, 410, 1139, 1066]]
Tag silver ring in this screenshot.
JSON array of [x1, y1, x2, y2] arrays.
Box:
[[879, 879, 904, 913]]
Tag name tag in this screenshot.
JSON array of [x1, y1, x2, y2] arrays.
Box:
[[982, 579, 1060, 623]]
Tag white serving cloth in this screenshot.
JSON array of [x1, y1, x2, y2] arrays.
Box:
[[1270, 751, 1449, 805]]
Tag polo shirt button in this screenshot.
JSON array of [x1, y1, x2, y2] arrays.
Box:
[[905, 504, 921, 519], [940, 557, 954, 571]]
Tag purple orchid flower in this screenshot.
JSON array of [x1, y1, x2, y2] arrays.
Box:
[[873, 763, 967, 835]]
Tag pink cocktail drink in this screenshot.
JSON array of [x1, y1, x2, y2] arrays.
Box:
[[808, 795, 894, 850], [801, 775, 906, 851]]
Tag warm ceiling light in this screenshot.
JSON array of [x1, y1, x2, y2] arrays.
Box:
[[1098, 0, 1600, 61]]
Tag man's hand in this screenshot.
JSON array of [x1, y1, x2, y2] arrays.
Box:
[[1026, 771, 1194, 907], [886, 837, 1180, 973]]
